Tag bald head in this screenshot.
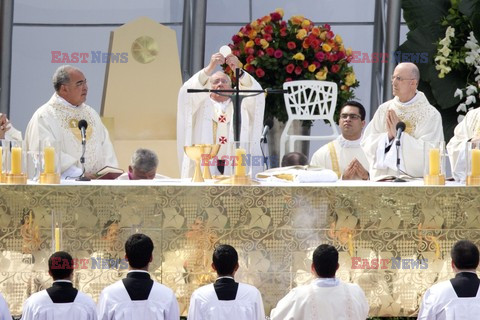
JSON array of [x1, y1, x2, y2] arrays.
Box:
[[391, 63, 419, 102]]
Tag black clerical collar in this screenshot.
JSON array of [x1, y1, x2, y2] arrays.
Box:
[[52, 280, 73, 287], [127, 270, 151, 279], [215, 276, 235, 284]]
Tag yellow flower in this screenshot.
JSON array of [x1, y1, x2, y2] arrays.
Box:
[[301, 19, 311, 28], [251, 20, 259, 29], [346, 47, 352, 56], [308, 64, 317, 72], [245, 40, 254, 48], [275, 8, 284, 17], [345, 73, 356, 86], [320, 31, 327, 40], [292, 53, 305, 61], [290, 15, 304, 25], [237, 31, 244, 37], [248, 29, 257, 39], [322, 43, 332, 52], [260, 39, 269, 49], [335, 35, 343, 44], [315, 67, 328, 80], [296, 29, 307, 40]]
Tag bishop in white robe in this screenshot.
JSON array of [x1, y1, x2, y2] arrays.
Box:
[[25, 65, 117, 179], [177, 52, 265, 179], [361, 63, 444, 179], [0, 292, 11, 320]]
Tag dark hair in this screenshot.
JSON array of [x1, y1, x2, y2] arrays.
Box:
[[48, 251, 74, 280], [312, 244, 338, 278], [281, 152, 308, 167], [125, 233, 154, 269], [212, 244, 238, 276], [451, 240, 479, 270], [340, 100, 366, 121]]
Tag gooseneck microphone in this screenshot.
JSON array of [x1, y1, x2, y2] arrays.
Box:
[[78, 119, 88, 145], [76, 119, 90, 181], [260, 118, 274, 143], [394, 121, 406, 182]]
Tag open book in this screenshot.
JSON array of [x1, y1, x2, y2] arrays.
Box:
[[95, 166, 124, 180]]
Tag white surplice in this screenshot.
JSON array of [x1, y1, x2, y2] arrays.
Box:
[[25, 93, 118, 177], [187, 283, 265, 320], [177, 70, 265, 179], [446, 107, 480, 182], [22, 290, 97, 320], [97, 279, 179, 320], [310, 135, 369, 178], [0, 292, 11, 320], [361, 92, 444, 178], [4, 125, 22, 141], [270, 278, 369, 320]]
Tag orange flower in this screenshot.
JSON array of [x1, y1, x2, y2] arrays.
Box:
[[311, 27, 320, 37], [245, 40, 254, 48], [308, 64, 317, 72], [322, 43, 332, 52], [261, 15, 272, 23], [248, 29, 257, 39], [290, 15, 304, 25]]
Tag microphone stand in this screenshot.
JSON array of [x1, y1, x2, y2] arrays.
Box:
[[76, 137, 91, 181], [260, 134, 269, 170], [394, 137, 406, 182]]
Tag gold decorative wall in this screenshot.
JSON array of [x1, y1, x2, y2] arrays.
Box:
[[0, 184, 478, 317]]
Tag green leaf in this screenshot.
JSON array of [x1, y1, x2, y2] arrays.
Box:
[[402, 0, 451, 30]]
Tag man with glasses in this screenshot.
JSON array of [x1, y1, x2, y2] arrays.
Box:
[[310, 101, 369, 180], [177, 52, 265, 178], [25, 65, 118, 179], [361, 62, 444, 179]]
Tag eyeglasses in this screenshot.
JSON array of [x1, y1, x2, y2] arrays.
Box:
[[391, 76, 415, 82], [340, 113, 362, 120], [210, 78, 230, 85], [72, 79, 87, 87]]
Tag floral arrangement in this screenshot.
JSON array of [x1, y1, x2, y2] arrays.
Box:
[[224, 8, 359, 123]]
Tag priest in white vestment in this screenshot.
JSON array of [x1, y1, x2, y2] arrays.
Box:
[[446, 107, 480, 182], [116, 148, 169, 180], [187, 244, 265, 320], [25, 65, 118, 179], [22, 251, 97, 320], [0, 292, 12, 320], [361, 63, 444, 179], [0, 113, 22, 141], [97, 233, 179, 320], [177, 52, 265, 179], [418, 240, 480, 320], [310, 101, 369, 180], [270, 244, 369, 320]]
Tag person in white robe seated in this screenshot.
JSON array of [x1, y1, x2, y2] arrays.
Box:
[[446, 104, 480, 182], [22, 251, 97, 320], [0, 291, 12, 320], [0, 112, 22, 141], [116, 148, 169, 180], [177, 52, 265, 178], [25, 65, 118, 180], [270, 244, 369, 320], [187, 244, 265, 320], [418, 240, 480, 319], [361, 62, 444, 179], [310, 101, 369, 180], [97, 233, 179, 320]]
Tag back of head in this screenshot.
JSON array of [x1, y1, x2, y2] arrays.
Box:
[[281, 152, 308, 167], [125, 233, 154, 269], [312, 244, 338, 278], [49, 251, 74, 280], [341, 100, 366, 121], [451, 240, 479, 270], [212, 244, 238, 276], [131, 148, 159, 173]]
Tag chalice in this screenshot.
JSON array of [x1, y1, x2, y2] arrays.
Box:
[[202, 144, 221, 180], [184, 145, 212, 182]]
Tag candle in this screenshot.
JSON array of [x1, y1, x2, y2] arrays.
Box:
[[235, 148, 247, 176], [0, 146, 3, 174], [472, 149, 480, 176], [429, 148, 440, 176], [44, 146, 55, 174], [55, 225, 61, 252], [11, 147, 22, 174]]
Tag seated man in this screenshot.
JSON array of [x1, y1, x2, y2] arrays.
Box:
[[361, 62, 444, 179], [117, 148, 169, 180], [26, 65, 118, 179], [0, 113, 21, 140], [281, 152, 308, 167], [0, 291, 11, 320], [310, 101, 369, 180], [97, 233, 179, 320], [418, 240, 480, 319], [188, 244, 265, 320], [270, 244, 368, 320], [177, 52, 265, 178], [22, 251, 97, 319]]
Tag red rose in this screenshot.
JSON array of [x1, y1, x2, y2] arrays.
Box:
[[280, 21, 287, 27], [247, 55, 255, 64], [287, 41, 296, 50], [337, 51, 346, 60], [274, 49, 283, 59], [232, 35, 242, 44], [326, 31, 334, 40], [246, 47, 254, 55], [324, 24, 331, 31], [315, 51, 325, 61], [257, 50, 265, 57], [313, 61, 321, 68], [280, 27, 287, 37], [270, 12, 282, 21], [263, 33, 272, 42], [285, 77, 293, 82], [286, 64, 295, 74], [302, 61, 309, 68], [255, 67, 265, 78], [294, 66, 302, 75], [264, 25, 273, 34], [331, 65, 340, 73], [245, 64, 255, 73], [254, 38, 262, 46], [266, 47, 275, 56]]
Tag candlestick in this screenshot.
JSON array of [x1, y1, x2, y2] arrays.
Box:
[[471, 149, 480, 176], [55, 224, 60, 252], [44, 146, 55, 174], [0, 146, 3, 174], [429, 148, 440, 176], [11, 147, 22, 174], [235, 148, 247, 176]]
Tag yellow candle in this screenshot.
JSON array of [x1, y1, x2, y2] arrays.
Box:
[[429, 148, 440, 176], [472, 149, 480, 176], [11, 147, 22, 174], [55, 226, 61, 252], [44, 146, 55, 174], [0, 146, 3, 174], [235, 148, 247, 176]]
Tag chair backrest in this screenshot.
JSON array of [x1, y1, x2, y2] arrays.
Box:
[[283, 80, 338, 121]]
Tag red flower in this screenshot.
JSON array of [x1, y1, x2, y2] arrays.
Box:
[[246, 55, 255, 64], [286, 64, 295, 74], [326, 31, 334, 40], [255, 68, 265, 78], [294, 66, 302, 75], [257, 50, 265, 57], [254, 38, 262, 46], [331, 64, 340, 73], [280, 27, 287, 37], [245, 64, 255, 73], [274, 49, 283, 58], [315, 51, 325, 61], [324, 24, 331, 31], [285, 77, 293, 82], [232, 35, 242, 44], [270, 12, 282, 21], [302, 61, 309, 68], [266, 47, 275, 56], [246, 47, 254, 55], [263, 33, 272, 42], [313, 61, 321, 68], [264, 25, 273, 34], [287, 41, 296, 50]]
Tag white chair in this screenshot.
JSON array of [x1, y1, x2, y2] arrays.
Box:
[[279, 80, 339, 161]]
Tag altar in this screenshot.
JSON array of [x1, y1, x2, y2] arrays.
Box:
[[0, 180, 477, 317]]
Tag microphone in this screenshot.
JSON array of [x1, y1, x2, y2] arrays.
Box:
[[260, 118, 274, 143], [395, 121, 406, 145], [78, 119, 88, 145]]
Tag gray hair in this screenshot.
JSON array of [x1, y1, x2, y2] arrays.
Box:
[[131, 148, 158, 173], [52, 65, 79, 92]]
